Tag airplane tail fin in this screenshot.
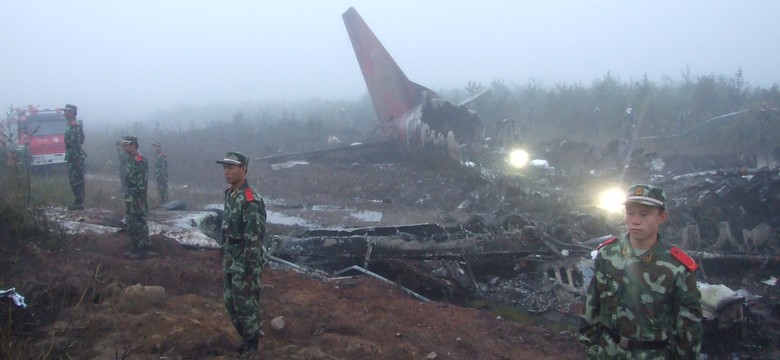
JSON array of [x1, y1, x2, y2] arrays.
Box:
[[342, 7, 435, 124]]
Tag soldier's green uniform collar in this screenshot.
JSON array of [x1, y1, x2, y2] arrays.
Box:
[[619, 234, 669, 261], [227, 179, 249, 196]]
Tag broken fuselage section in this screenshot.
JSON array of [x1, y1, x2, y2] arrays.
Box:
[[342, 7, 485, 170]]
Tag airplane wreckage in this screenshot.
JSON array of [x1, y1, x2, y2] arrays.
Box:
[[42, 7, 780, 358], [257, 7, 488, 181], [47, 150, 780, 356]]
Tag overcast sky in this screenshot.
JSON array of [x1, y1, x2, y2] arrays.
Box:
[[3, 1, 778, 123]]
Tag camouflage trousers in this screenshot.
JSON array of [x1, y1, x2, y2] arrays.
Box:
[[156, 178, 168, 203], [223, 246, 267, 341], [67, 159, 85, 205], [125, 195, 149, 250], [119, 168, 127, 190]]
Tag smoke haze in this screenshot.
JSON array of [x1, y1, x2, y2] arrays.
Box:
[[2, 0, 778, 123]]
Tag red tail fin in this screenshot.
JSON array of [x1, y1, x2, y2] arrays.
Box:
[[342, 7, 435, 124]]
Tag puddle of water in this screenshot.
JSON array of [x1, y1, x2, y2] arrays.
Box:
[[205, 203, 319, 228], [349, 210, 382, 222], [311, 204, 342, 211], [267, 211, 318, 228], [204, 203, 222, 210], [271, 161, 309, 170], [207, 201, 454, 228], [377, 209, 443, 225]]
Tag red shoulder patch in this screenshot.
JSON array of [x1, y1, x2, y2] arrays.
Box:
[[595, 236, 618, 250], [244, 188, 254, 202], [135, 154, 143, 162], [670, 246, 698, 271]]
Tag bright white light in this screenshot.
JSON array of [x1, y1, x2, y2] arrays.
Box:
[[507, 149, 529, 168], [597, 187, 625, 213]]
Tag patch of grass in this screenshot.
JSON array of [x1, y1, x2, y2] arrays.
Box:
[[0, 163, 69, 257]]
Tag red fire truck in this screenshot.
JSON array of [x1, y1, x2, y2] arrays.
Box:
[[13, 105, 68, 167]]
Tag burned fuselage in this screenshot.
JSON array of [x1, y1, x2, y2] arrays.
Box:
[[343, 7, 485, 170]]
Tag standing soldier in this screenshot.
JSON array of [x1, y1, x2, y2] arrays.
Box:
[[579, 184, 702, 359], [116, 140, 128, 191], [152, 142, 168, 203], [216, 151, 267, 357], [63, 104, 86, 210], [121, 135, 150, 260]]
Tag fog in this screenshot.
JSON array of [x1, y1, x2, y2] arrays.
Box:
[[2, 0, 778, 124]]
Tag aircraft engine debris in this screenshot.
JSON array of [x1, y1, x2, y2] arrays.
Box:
[[698, 283, 746, 328]]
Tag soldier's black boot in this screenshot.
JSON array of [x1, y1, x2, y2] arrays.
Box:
[[244, 339, 258, 352], [67, 201, 84, 210], [236, 337, 260, 355]]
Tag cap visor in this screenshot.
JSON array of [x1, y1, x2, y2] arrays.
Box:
[[217, 159, 242, 165], [623, 197, 664, 207]]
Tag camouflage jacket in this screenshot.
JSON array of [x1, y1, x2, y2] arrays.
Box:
[[116, 146, 128, 166], [124, 152, 148, 200], [579, 234, 702, 359], [220, 180, 267, 274], [154, 152, 168, 181], [64, 118, 85, 162]]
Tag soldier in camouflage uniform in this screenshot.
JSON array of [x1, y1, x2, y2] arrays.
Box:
[[216, 151, 267, 357], [152, 142, 168, 203], [579, 184, 702, 359], [121, 135, 150, 260], [63, 104, 86, 210], [116, 140, 128, 191]]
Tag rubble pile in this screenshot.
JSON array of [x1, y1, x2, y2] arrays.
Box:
[[261, 140, 780, 358]]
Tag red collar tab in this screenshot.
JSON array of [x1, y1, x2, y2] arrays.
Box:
[[135, 154, 143, 162], [244, 188, 254, 202], [596, 236, 618, 250], [670, 246, 698, 271]]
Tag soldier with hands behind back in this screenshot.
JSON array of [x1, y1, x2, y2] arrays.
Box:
[[579, 184, 702, 359], [152, 142, 168, 203], [217, 151, 268, 357], [121, 135, 150, 260], [64, 104, 86, 210]]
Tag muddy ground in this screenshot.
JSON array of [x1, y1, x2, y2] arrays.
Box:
[[1, 158, 585, 359], [2, 232, 581, 360]]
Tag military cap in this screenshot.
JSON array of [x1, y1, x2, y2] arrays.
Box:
[[624, 184, 666, 208], [120, 135, 138, 145], [63, 104, 77, 115], [217, 151, 248, 166], [152, 142, 161, 147]]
